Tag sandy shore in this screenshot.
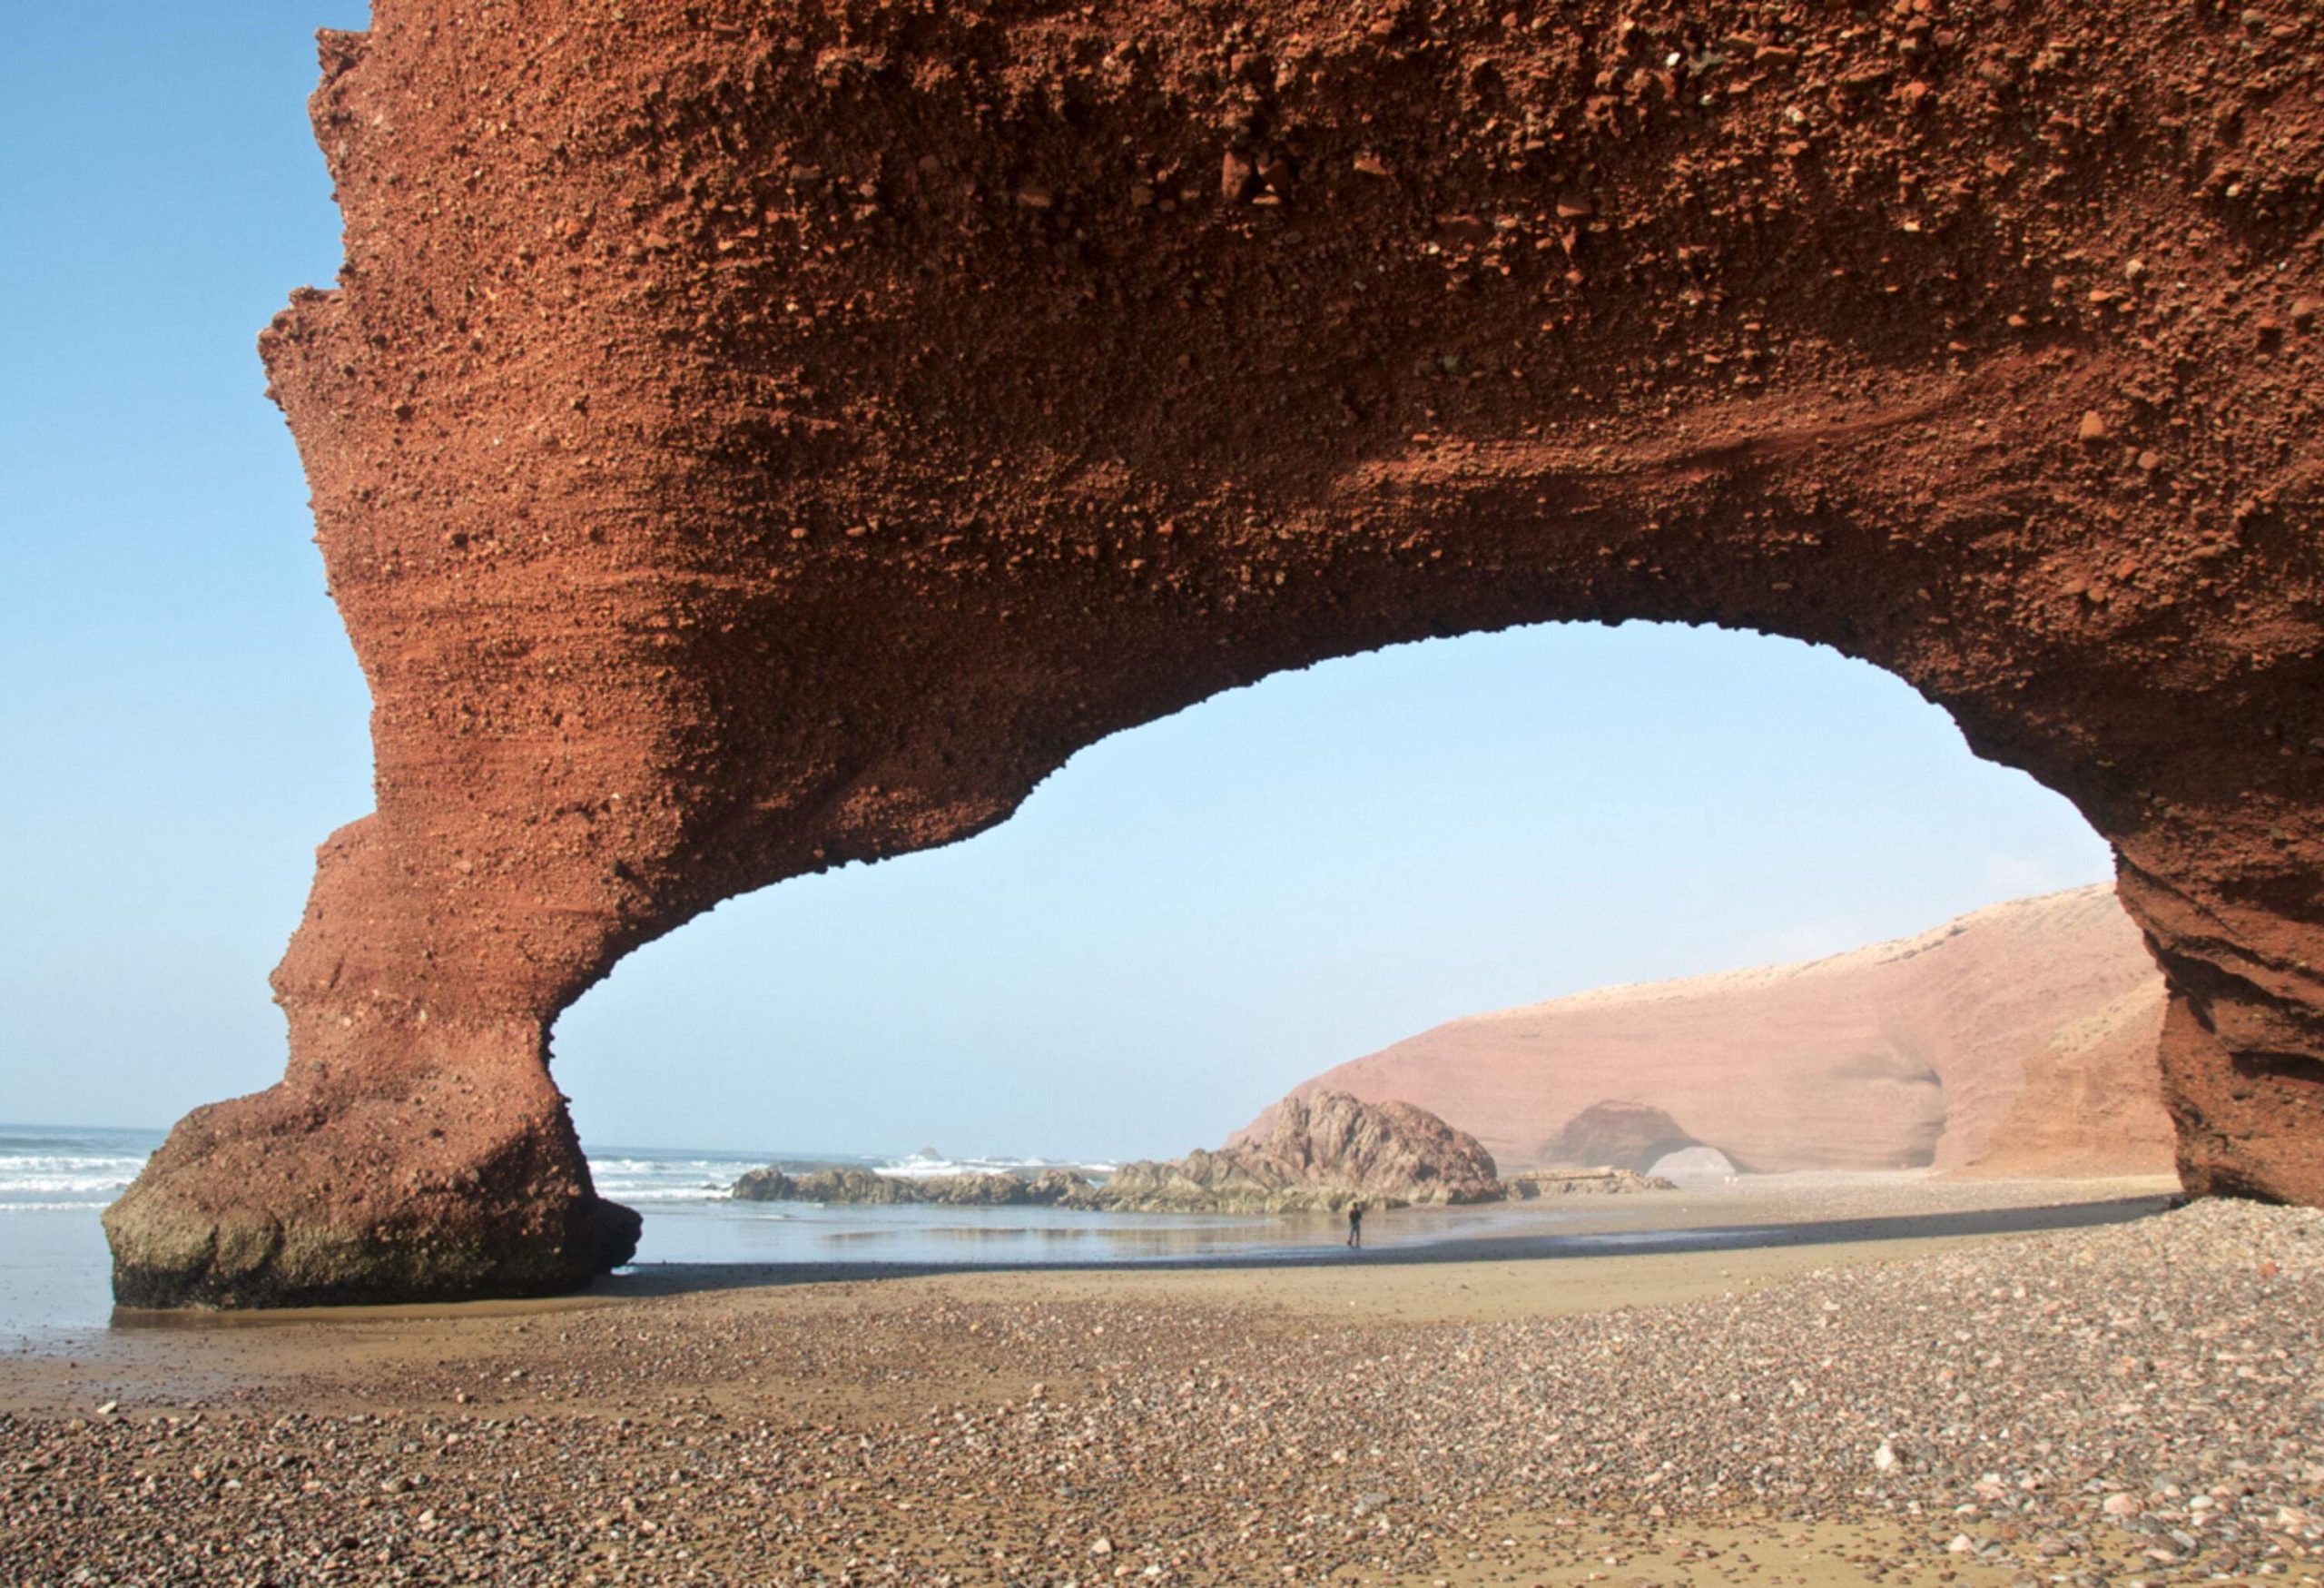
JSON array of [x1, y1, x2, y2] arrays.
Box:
[[4, 1175, 2318, 1586]]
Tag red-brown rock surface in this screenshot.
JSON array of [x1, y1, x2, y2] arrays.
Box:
[[1103, 1091, 1502, 1211], [110, 0, 2324, 1303], [1254, 886, 2175, 1177]]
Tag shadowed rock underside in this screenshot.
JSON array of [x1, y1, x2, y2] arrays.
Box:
[[109, 0, 2324, 1304]]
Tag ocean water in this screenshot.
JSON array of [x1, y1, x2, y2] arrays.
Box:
[[585, 1143, 1119, 1205], [0, 1124, 163, 1351], [0, 1124, 157, 1214], [0, 1125, 1423, 1347], [570, 1141, 1320, 1271]]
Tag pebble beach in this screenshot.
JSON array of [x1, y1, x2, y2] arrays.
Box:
[[3, 1180, 2317, 1586]]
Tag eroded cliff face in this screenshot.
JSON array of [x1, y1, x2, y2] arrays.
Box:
[[110, 0, 2324, 1303], [1262, 886, 2176, 1177]]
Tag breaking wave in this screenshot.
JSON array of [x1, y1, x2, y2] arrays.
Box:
[[0, 1127, 1118, 1216], [586, 1145, 1120, 1204], [0, 1127, 158, 1210], [873, 1149, 1119, 1180]]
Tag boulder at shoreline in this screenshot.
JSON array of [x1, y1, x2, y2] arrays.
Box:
[[1097, 1092, 1503, 1213]]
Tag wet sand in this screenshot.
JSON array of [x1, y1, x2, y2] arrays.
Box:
[[595, 1174, 2181, 1326], [5, 1175, 2319, 1585]]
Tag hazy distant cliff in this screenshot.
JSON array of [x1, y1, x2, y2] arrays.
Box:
[[1250, 886, 2172, 1177]]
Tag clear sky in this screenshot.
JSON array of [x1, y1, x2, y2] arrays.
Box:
[[0, 4, 2115, 1162]]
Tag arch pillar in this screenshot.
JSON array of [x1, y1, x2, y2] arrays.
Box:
[[109, 0, 2324, 1303]]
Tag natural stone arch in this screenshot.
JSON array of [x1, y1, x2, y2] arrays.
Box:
[[107, 0, 2323, 1306], [1544, 1103, 1725, 1177]]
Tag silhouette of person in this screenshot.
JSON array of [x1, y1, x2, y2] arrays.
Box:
[[1345, 1201, 1365, 1249]]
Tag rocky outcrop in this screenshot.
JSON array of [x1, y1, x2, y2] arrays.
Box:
[[1265, 887, 2176, 1178], [1099, 1093, 1501, 1213], [733, 1167, 906, 1204], [104, 1065, 639, 1309], [1508, 1169, 1678, 1198], [112, 0, 2324, 1304], [734, 1109, 1494, 1213], [731, 1167, 1098, 1207]]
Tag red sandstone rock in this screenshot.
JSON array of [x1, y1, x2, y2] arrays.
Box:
[[104, 1058, 636, 1308], [1250, 887, 2175, 1178], [109, 0, 2324, 1304]]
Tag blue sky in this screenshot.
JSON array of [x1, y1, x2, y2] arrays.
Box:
[[0, 3, 2114, 1160]]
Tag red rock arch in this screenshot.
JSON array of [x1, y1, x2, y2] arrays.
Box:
[[107, 0, 2323, 1304]]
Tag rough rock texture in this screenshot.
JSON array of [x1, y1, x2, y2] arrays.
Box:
[[103, 1062, 638, 1309], [1101, 1091, 1502, 1211], [113, 0, 2324, 1302], [731, 1166, 1098, 1206], [1267, 886, 2176, 1176]]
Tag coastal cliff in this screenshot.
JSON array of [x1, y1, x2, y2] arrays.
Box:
[[1260, 887, 2174, 1178]]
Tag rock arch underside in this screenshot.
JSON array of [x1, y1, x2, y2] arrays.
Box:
[[104, 0, 2324, 1307]]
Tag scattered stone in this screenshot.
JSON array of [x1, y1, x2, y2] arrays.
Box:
[[11, 1198, 2320, 1584], [1220, 149, 1255, 201]]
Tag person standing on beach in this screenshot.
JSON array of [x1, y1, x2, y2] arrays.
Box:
[[1345, 1201, 1365, 1249]]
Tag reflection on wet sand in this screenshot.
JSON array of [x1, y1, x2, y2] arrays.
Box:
[[606, 1185, 2178, 1301], [640, 1199, 1333, 1265], [631, 1189, 1652, 1268]]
